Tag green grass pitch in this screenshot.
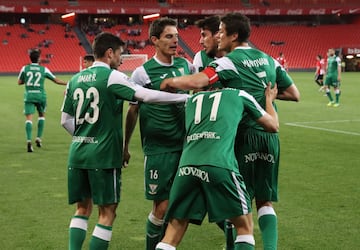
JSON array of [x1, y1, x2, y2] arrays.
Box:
[[0, 72, 359, 249]]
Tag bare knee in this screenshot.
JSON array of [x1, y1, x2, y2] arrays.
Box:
[[75, 198, 93, 217], [152, 200, 169, 219]]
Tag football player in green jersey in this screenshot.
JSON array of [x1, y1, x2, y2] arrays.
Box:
[[193, 15, 226, 75], [324, 48, 342, 107], [156, 84, 279, 250], [123, 17, 195, 250], [83, 54, 95, 69], [61, 32, 189, 250], [161, 13, 300, 250], [194, 15, 235, 250], [18, 49, 67, 152]]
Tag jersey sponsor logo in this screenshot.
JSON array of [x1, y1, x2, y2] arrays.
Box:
[[244, 152, 275, 163], [178, 167, 210, 183], [241, 58, 270, 68], [72, 136, 98, 144], [77, 73, 96, 83], [187, 131, 220, 143], [148, 184, 158, 195]]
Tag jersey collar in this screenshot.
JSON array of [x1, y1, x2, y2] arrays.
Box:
[[234, 46, 252, 50], [92, 61, 110, 68]]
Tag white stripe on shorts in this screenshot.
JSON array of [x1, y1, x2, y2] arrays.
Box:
[[231, 172, 249, 214], [113, 169, 118, 203]]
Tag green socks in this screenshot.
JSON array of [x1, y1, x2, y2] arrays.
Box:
[[25, 121, 32, 141], [89, 224, 112, 250], [146, 212, 164, 250], [234, 235, 255, 250], [37, 117, 45, 138], [258, 206, 278, 250], [326, 91, 334, 102], [69, 216, 88, 250], [224, 220, 236, 250]]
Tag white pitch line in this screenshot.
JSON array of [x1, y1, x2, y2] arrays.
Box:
[[286, 119, 360, 124], [285, 122, 360, 136]]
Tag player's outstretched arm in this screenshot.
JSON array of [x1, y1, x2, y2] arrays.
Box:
[[134, 85, 189, 104], [54, 78, 68, 85], [160, 72, 210, 91]]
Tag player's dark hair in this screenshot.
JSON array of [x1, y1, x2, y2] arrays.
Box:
[[83, 54, 95, 62], [29, 49, 40, 63], [317, 54, 322, 59], [149, 17, 177, 40], [195, 15, 220, 35], [220, 13, 251, 43], [92, 32, 125, 59]]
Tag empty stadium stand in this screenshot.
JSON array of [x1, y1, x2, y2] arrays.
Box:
[[1, 0, 360, 72], [250, 23, 360, 69], [0, 24, 85, 73]]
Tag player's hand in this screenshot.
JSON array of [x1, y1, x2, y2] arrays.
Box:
[[122, 148, 130, 168], [160, 78, 177, 93], [265, 82, 278, 102]]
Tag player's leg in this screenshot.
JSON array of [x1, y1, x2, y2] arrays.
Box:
[[35, 101, 46, 147], [256, 201, 277, 250], [333, 84, 341, 107], [88, 168, 121, 250], [89, 204, 118, 250], [68, 168, 93, 250], [254, 133, 279, 250], [222, 220, 236, 250], [147, 200, 167, 250], [156, 165, 204, 250], [145, 152, 180, 250], [230, 214, 255, 250], [69, 199, 92, 250], [155, 218, 189, 249], [324, 78, 334, 106], [24, 102, 35, 152], [315, 74, 322, 87], [36, 114, 45, 147]]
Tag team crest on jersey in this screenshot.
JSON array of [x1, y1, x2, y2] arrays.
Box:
[[178, 67, 185, 76], [148, 184, 158, 195]]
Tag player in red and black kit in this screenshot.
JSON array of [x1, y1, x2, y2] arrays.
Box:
[[315, 54, 325, 91], [276, 52, 288, 71]]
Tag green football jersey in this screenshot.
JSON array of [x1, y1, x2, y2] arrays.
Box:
[[326, 55, 341, 78], [18, 63, 56, 102], [62, 62, 136, 169], [208, 46, 293, 130], [131, 57, 195, 155], [193, 50, 216, 73], [193, 50, 223, 89], [179, 88, 265, 172]]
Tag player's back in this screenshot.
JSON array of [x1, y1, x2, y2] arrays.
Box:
[[180, 88, 248, 172], [20, 64, 52, 101], [64, 65, 133, 169], [222, 47, 277, 106]]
